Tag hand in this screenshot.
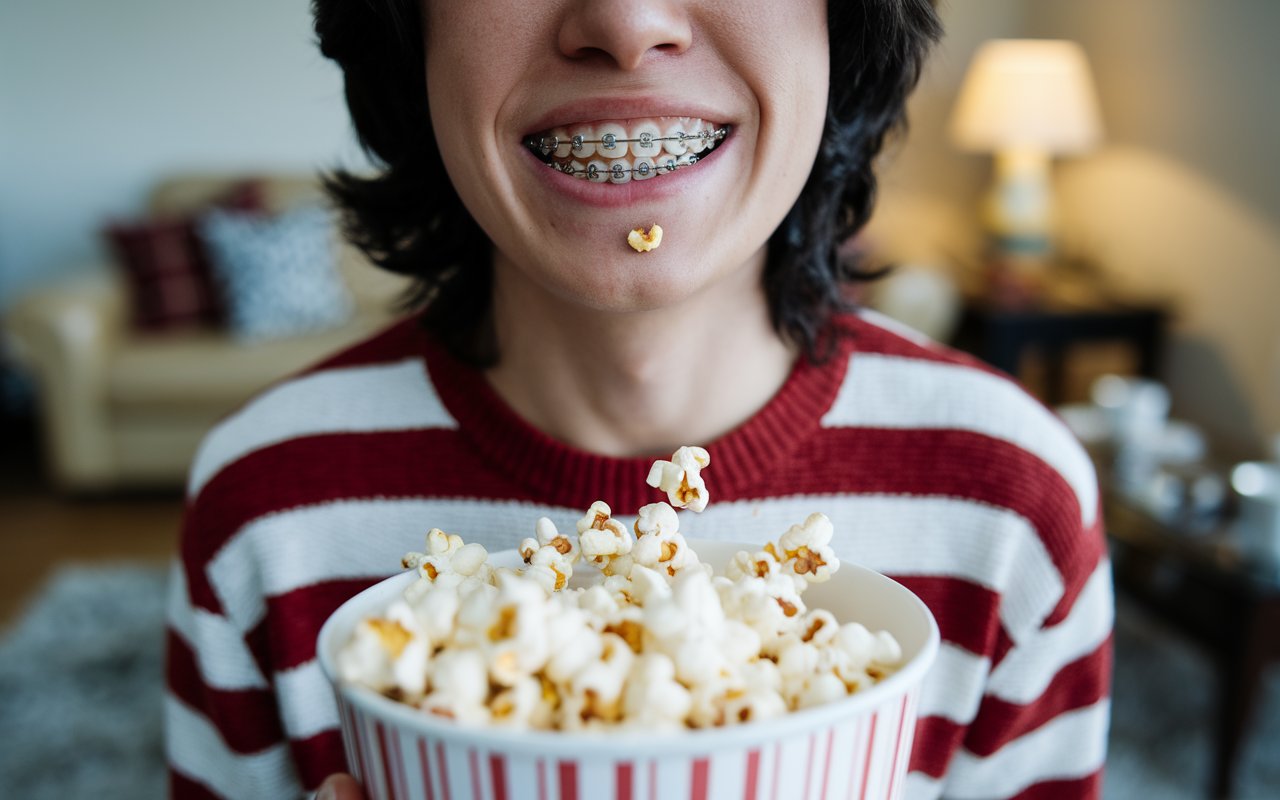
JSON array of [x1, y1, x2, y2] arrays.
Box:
[[316, 773, 365, 800]]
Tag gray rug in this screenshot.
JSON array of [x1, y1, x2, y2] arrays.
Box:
[[0, 565, 1276, 799]]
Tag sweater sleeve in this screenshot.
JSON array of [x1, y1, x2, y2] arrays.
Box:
[[939, 515, 1114, 800], [164, 535, 307, 799]]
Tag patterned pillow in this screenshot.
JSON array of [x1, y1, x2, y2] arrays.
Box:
[[104, 180, 264, 333], [197, 206, 352, 342]]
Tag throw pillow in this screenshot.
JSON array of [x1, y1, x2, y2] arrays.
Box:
[[104, 180, 264, 333], [197, 206, 353, 342]]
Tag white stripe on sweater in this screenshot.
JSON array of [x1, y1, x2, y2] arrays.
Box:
[[187, 359, 455, 497], [165, 695, 304, 799], [986, 559, 1114, 705], [206, 495, 1064, 646], [945, 700, 1111, 799], [917, 642, 990, 724], [208, 498, 575, 634], [820, 352, 1098, 527], [276, 660, 340, 741], [166, 561, 268, 689]]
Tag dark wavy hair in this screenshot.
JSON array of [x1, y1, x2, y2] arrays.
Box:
[[312, 1, 941, 366]]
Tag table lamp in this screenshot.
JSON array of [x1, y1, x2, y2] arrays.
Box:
[[949, 39, 1103, 263]]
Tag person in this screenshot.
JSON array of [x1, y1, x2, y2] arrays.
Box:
[[165, 0, 1113, 798]]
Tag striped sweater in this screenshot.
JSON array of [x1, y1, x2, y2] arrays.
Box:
[[166, 310, 1112, 799]]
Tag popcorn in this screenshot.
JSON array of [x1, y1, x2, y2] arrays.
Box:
[[646, 446, 711, 512], [403, 529, 492, 589], [626, 223, 663, 253], [776, 513, 838, 584], [338, 444, 903, 732], [577, 501, 634, 573]]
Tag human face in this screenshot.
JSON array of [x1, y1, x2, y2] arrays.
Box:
[[422, 0, 829, 314]]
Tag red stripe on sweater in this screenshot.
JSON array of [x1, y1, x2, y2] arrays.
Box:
[[290, 727, 349, 792], [266, 577, 381, 671], [892, 576, 1002, 659], [907, 716, 964, 780], [965, 637, 1113, 757], [183, 425, 1097, 619], [1010, 771, 1103, 800], [165, 628, 284, 754], [169, 768, 224, 800]]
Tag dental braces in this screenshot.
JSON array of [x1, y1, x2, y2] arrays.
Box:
[[524, 125, 731, 159], [543, 153, 704, 180]]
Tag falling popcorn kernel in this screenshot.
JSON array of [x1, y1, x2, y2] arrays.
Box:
[[627, 224, 663, 252]]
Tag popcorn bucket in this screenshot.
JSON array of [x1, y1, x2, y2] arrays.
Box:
[[317, 540, 939, 800]]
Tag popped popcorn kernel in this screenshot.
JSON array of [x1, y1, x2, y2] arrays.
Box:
[[339, 444, 903, 731], [627, 223, 663, 253]]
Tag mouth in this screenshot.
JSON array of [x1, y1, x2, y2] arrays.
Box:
[[522, 117, 731, 184]]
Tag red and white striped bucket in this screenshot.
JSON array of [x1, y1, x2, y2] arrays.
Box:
[[320, 542, 938, 800]]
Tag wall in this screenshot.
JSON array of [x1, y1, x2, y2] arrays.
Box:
[[0, 0, 367, 308], [869, 0, 1280, 457]]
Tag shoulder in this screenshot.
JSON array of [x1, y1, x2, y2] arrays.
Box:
[[186, 314, 457, 500], [828, 309, 1098, 525]]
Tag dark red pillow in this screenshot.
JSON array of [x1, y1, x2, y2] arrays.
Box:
[[105, 180, 265, 333]]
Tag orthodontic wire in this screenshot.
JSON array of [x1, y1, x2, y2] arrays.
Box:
[[523, 126, 730, 178]]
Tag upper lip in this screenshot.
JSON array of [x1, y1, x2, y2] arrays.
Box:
[[522, 96, 735, 136]]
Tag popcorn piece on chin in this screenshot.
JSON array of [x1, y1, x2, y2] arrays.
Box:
[[577, 501, 634, 569], [777, 513, 839, 584], [534, 516, 581, 563], [646, 446, 711, 512], [621, 653, 692, 731]]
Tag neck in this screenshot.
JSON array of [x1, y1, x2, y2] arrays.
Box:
[[485, 251, 796, 458]]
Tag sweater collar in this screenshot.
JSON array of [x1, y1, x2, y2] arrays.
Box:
[[420, 319, 855, 510]]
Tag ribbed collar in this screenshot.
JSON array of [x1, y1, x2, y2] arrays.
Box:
[[420, 319, 856, 510]]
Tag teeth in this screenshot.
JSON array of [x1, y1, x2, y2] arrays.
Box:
[[596, 123, 628, 158], [632, 157, 656, 181], [607, 159, 631, 184], [527, 119, 729, 183], [550, 127, 572, 159], [662, 120, 689, 156], [572, 127, 596, 158], [630, 122, 662, 158]]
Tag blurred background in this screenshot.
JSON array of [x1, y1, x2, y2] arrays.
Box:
[[1, 0, 1277, 798]]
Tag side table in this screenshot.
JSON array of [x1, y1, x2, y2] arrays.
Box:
[[954, 301, 1167, 405], [1104, 490, 1280, 799]]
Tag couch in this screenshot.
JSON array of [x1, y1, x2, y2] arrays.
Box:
[[6, 174, 413, 492]]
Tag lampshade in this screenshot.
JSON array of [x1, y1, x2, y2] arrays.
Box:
[[950, 39, 1103, 155]]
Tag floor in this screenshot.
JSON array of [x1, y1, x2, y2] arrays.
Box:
[[0, 424, 182, 625]]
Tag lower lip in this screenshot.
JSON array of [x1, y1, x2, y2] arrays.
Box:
[[521, 136, 733, 209]]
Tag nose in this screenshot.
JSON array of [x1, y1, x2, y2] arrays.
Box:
[[558, 0, 693, 71]]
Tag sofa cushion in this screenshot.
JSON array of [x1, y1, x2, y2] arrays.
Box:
[[199, 206, 353, 342], [104, 181, 264, 333]]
